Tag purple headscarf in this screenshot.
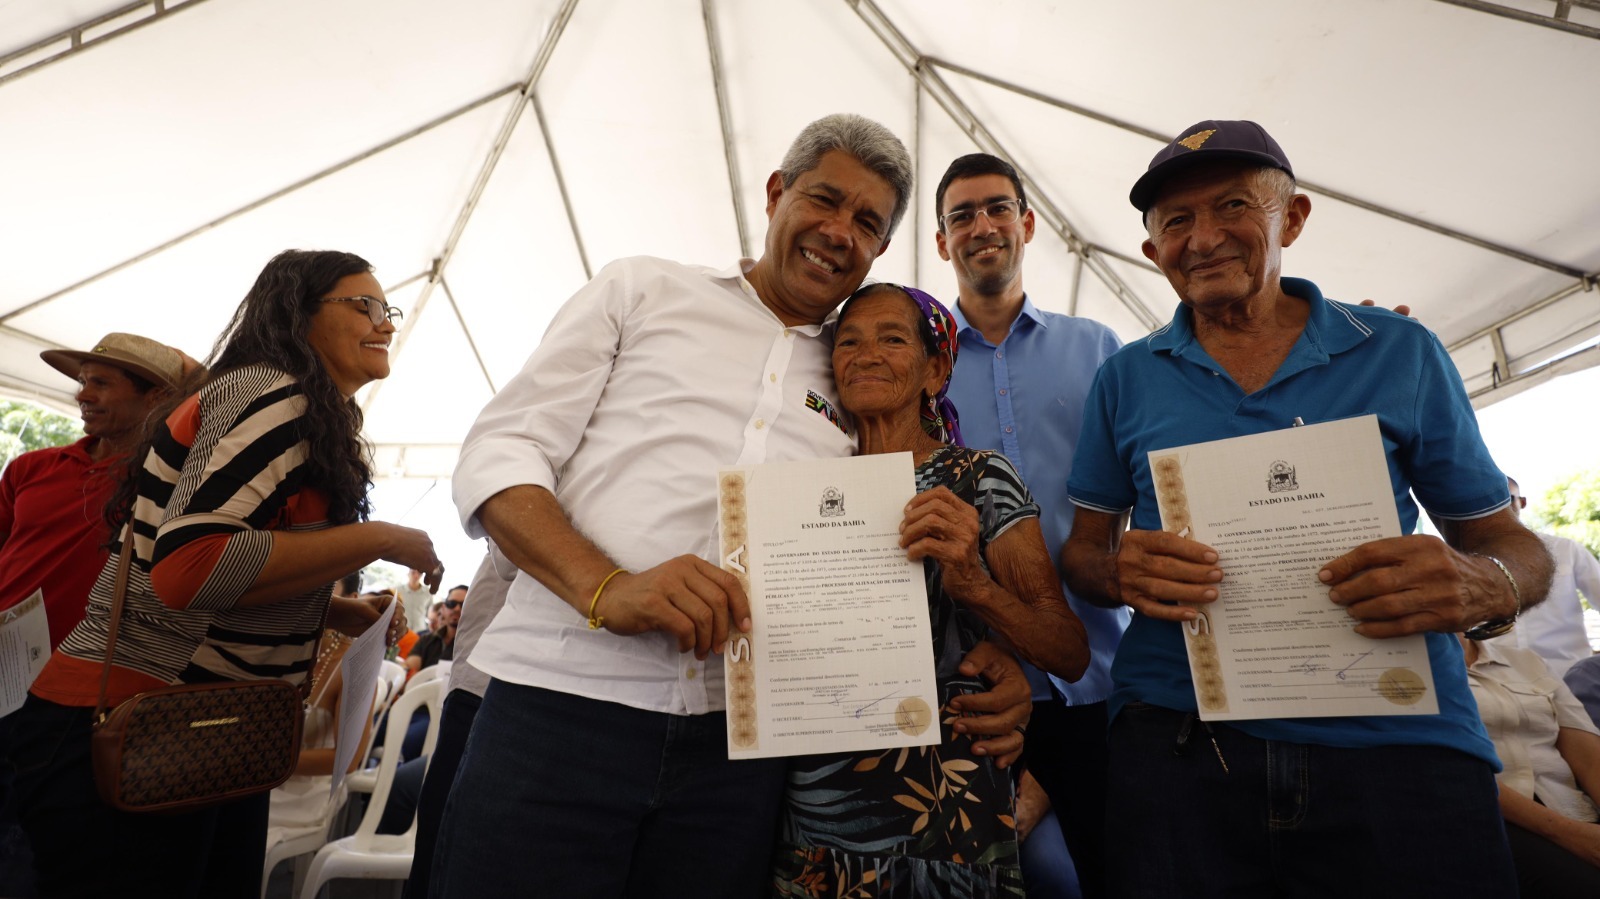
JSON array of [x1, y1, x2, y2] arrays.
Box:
[[839, 283, 964, 447]]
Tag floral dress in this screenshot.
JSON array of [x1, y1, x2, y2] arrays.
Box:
[[772, 446, 1040, 899]]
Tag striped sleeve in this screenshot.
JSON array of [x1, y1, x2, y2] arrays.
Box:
[[974, 450, 1040, 545], [147, 367, 310, 611]]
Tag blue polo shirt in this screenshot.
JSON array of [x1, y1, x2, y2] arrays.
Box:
[[947, 296, 1130, 706], [1067, 278, 1507, 764]]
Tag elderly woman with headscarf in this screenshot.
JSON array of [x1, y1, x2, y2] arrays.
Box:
[[771, 283, 1090, 899]]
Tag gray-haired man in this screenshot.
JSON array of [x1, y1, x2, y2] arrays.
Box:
[[434, 115, 1029, 898]]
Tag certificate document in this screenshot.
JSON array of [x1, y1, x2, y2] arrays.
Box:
[[1149, 415, 1438, 721], [719, 452, 940, 759], [1, 590, 51, 717]]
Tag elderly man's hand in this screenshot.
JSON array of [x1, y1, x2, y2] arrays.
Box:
[[1320, 535, 1511, 638], [947, 640, 1031, 769], [1113, 530, 1224, 622], [594, 556, 750, 660]]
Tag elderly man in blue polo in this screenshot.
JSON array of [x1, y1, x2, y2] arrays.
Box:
[[1060, 120, 1554, 897]]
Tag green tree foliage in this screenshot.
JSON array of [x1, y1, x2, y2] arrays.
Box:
[[0, 400, 82, 468], [1531, 468, 1600, 560]]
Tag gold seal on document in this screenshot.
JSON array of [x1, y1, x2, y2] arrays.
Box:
[[894, 697, 933, 737], [1377, 668, 1427, 706]]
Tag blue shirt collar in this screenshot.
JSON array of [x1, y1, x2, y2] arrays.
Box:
[[1146, 277, 1371, 359], [952, 294, 1047, 344]]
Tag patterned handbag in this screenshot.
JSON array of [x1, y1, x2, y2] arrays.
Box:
[[89, 526, 309, 813]]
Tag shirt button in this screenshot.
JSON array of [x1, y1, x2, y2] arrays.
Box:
[[769, 373, 777, 382], [996, 351, 1004, 359], [755, 419, 766, 430], [686, 667, 698, 680], [998, 388, 1008, 396], [784, 329, 793, 338], [1004, 426, 1014, 433]]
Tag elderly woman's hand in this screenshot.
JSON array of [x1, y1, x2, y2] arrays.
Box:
[[900, 487, 986, 597]]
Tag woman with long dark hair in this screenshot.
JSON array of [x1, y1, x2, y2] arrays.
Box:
[[1, 249, 443, 897]]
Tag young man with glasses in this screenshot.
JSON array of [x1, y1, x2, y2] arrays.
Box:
[[936, 153, 1126, 899]]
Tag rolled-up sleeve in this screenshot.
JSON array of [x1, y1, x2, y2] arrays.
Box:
[[452, 260, 635, 538]]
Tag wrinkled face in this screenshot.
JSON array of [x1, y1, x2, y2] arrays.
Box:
[[832, 290, 948, 422], [1141, 162, 1307, 316], [758, 150, 897, 326], [306, 272, 395, 398], [936, 173, 1035, 297], [75, 361, 156, 443]]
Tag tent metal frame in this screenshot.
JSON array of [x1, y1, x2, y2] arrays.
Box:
[[0, 0, 213, 87], [849, 0, 1164, 330], [2, 0, 1596, 441], [1433, 0, 1600, 40]]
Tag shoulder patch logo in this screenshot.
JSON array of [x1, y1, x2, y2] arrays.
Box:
[[1178, 129, 1217, 151]]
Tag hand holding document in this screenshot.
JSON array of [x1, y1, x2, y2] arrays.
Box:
[[1150, 415, 1437, 721], [719, 453, 940, 759], [1, 589, 50, 716], [331, 598, 394, 794]]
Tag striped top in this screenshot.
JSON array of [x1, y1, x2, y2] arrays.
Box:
[[33, 365, 335, 707]]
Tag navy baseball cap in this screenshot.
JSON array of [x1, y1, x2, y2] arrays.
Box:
[[1129, 119, 1294, 214]]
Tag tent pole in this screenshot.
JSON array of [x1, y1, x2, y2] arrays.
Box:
[[846, 0, 1162, 330], [928, 57, 1587, 280], [702, 0, 750, 259], [0, 84, 521, 326], [440, 276, 499, 395], [362, 0, 580, 415], [532, 91, 593, 281], [0, 0, 215, 88], [1431, 0, 1600, 40]]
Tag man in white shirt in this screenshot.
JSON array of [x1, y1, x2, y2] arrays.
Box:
[[1503, 477, 1600, 676], [433, 115, 1031, 899]]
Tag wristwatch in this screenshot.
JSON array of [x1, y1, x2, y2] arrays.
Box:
[[1462, 554, 1520, 642]]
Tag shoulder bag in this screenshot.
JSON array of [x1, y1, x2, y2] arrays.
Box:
[[90, 525, 312, 813]]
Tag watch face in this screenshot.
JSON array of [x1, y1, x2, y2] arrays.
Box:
[[1464, 619, 1517, 642]]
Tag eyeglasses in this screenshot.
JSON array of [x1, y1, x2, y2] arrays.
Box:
[[443, 599, 462, 609], [322, 295, 403, 327], [939, 199, 1024, 234]]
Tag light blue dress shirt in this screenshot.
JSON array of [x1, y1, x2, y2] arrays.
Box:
[[947, 296, 1129, 706]]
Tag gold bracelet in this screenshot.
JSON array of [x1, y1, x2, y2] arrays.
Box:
[[587, 567, 627, 630]]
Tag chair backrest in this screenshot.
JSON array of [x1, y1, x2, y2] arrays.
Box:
[[377, 659, 406, 710], [406, 663, 444, 690], [350, 676, 444, 844]]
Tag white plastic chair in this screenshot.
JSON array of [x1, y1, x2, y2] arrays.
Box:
[[261, 676, 388, 898], [377, 659, 406, 713], [353, 661, 444, 790], [302, 676, 444, 898]]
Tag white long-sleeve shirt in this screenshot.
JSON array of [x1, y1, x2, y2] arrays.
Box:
[[1499, 532, 1600, 677], [452, 257, 856, 715]]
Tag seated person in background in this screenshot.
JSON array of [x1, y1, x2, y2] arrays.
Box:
[[407, 585, 465, 677], [1566, 654, 1600, 730], [1499, 476, 1600, 678], [1464, 632, 1600, 898]]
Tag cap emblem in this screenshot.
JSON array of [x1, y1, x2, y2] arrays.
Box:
[[1177, 129, 1217, 151], [93, 346, 108, 353]]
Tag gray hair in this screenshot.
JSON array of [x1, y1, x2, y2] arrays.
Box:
[[779, 114, 913, 239]]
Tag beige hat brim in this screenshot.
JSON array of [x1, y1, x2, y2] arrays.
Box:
[[39, 348, 180, 391]]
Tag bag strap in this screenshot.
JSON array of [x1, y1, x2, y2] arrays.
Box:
[[94, 522, 138, 725], [92, 522, 330, 724]]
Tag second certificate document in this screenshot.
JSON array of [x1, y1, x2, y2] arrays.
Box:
[[719, 452, 941, 759]]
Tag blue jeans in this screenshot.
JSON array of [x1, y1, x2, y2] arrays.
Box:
[[428, 680, 786, 899], [403, 688, 480, 899], [1105, 702, 1518, 898]]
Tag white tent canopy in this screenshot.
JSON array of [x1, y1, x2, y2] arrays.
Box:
[[3, 0, 1597, 481]]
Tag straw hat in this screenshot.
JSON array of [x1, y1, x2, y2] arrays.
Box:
[[39, 332, 186, 390]]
